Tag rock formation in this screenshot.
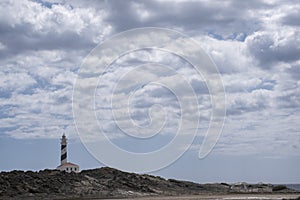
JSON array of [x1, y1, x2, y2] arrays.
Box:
[[0, 167, 297, 199]]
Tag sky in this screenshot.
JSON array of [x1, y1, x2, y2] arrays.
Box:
[[0, 0, 300, 183]]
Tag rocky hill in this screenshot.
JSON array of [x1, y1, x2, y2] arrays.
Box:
[[0, 167, 297, 199]]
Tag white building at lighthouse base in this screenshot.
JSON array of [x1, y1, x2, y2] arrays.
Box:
[[57, 162, 80, 173]]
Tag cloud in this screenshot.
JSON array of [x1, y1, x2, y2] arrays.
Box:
[[276, 81, 300, 109], [212, 109, 300, 157], [90, 48, 211, 140], [0, 71, 36, 97], [0, 0, 111, 58], [104, 0, 266, 36], [226, 89, 272, 115], [246, 29, 300, 68], [280, 7, 300, 27], [286, 62, 300, 80], [0, 0, 299, 159], [195, 35, 253, 74], [0, 49, 78, 139]]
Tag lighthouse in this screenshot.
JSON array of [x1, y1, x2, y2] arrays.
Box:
[[56, 133, 80, 173], [61, 134, 67, 164]]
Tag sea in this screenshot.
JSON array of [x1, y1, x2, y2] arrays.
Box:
[[286, 184, 300, 191]]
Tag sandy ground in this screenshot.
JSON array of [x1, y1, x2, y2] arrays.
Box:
[[98, 194, 300, 200]]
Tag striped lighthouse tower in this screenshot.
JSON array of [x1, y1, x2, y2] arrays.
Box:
[[60, 133, 67, 165], [56, 133, 80, 173]]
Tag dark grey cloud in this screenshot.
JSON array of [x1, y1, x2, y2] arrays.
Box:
[[0, 21, 95, 59], [286, 63, 300, 80], [281, 10, 300, 27], [105, 0, 266, 35], [246, 31, 300, 68], [0, 0, 110, 59], [190, 79, 209, 94]]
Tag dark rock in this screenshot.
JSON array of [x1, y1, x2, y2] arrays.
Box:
[[273, 185, 288, 191], [0, 167, 298, 199]]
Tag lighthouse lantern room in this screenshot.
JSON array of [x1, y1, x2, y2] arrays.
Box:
[[56, 133, 80, 173]]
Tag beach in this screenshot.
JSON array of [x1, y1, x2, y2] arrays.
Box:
[[100, 194, 300, 200]]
